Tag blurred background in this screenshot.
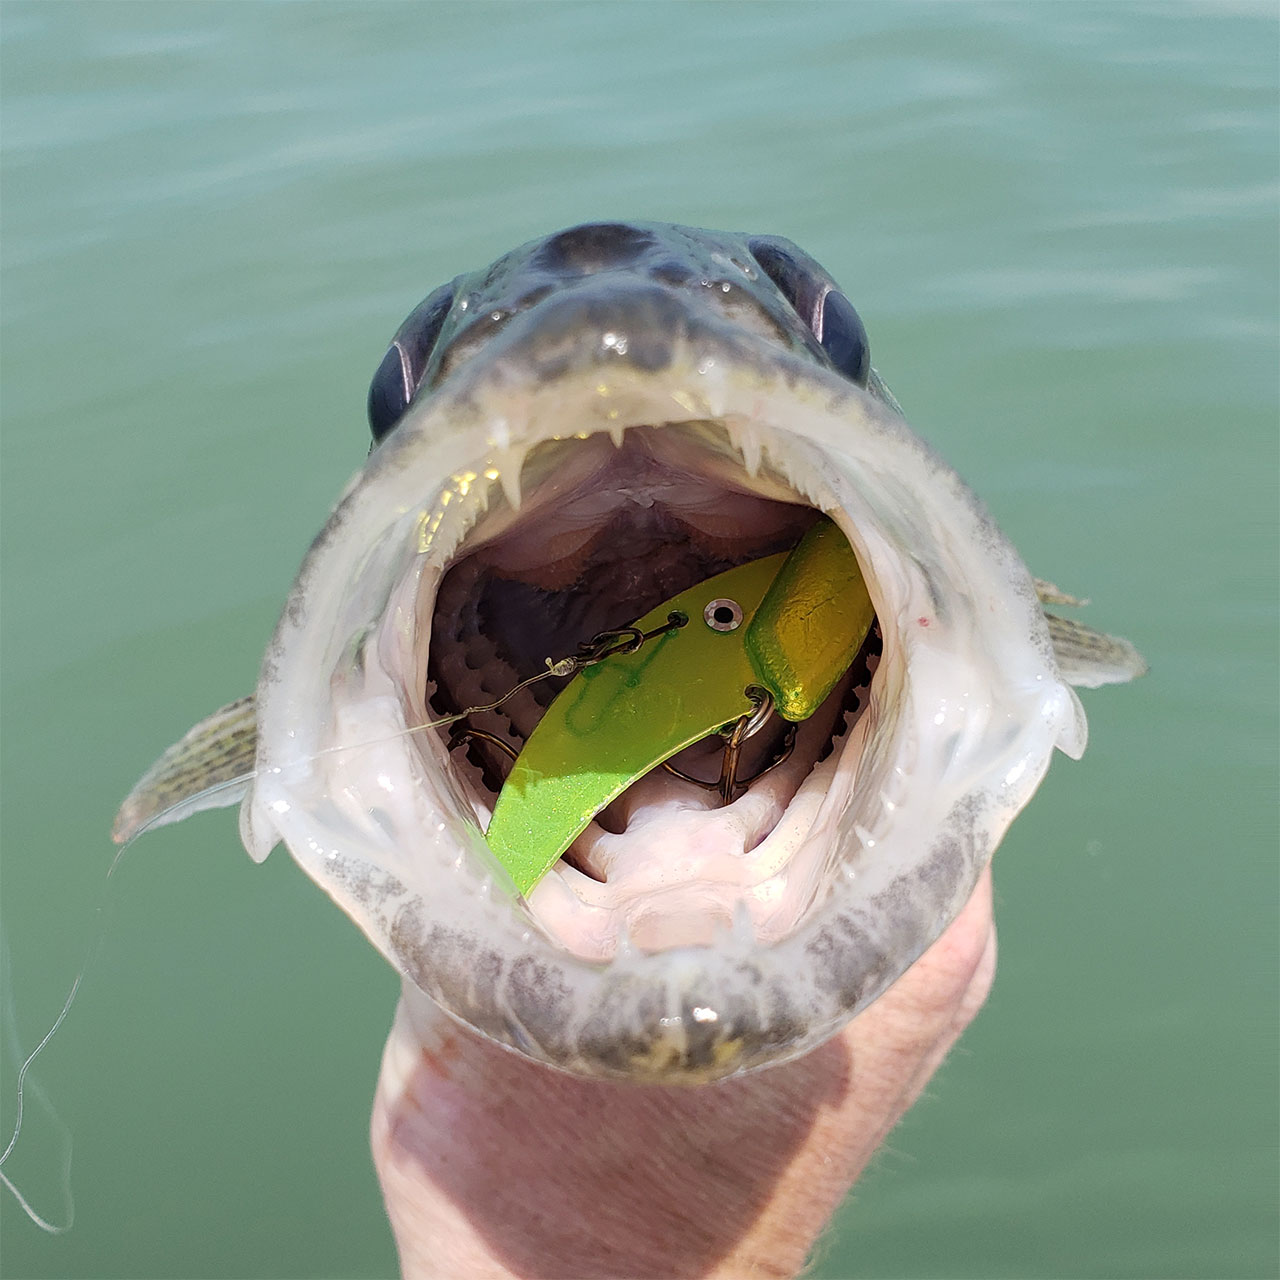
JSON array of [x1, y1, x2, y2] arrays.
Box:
[[2, 3, 1275, 1276]]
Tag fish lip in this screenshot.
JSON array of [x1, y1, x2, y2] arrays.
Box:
[[242, 288, 1085, 1083]]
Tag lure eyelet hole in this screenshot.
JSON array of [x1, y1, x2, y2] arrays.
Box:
[[704, 598, 743, 632]]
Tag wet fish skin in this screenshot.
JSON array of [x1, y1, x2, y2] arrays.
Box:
[[115, 222, 1145, 1081]]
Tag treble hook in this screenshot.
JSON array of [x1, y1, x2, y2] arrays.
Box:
[[661, 686, 796, 805]]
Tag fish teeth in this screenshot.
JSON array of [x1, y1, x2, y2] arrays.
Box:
[[491, 452, 523, 512], [736, 421, 763, 478]]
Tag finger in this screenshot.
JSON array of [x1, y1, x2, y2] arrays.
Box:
[[371, 867, 996, 1280]]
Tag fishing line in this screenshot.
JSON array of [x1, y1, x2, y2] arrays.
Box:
[[2, 616, 691, 1230], [0, 907, 106, 1233], [1, 933, 76, 1234], [0, 773, 255, 1233], [261, 614, 690, 774], [0, 670, 579, 1232]]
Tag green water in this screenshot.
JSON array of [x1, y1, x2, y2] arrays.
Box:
[[2, 4, 1275, 1277]]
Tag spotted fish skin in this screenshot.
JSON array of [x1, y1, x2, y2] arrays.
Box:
[[114, 696, 256, 843], [116, 222, 1145, 1081]]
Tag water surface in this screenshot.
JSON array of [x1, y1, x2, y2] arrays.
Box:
[[2, 4, 1276, 1277]]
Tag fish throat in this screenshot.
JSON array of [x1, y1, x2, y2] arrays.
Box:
[[421, 424, 884, 959]]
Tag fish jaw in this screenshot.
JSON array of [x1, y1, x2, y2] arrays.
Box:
[[240, 286, 1085, 1083]]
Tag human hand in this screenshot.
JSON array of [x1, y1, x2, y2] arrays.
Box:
[[370, 866, 996, 1280]]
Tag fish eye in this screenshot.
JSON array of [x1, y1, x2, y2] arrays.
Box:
[[747, 237, 872, 388], [368, 283, 455, 442], [367, 343, 413, 442], [815, 289, 870, 387]]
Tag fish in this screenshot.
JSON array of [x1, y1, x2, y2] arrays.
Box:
[[114, 221, 1145, 1083]]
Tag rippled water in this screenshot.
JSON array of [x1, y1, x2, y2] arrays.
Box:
[[2, 4, 1276, 1277]]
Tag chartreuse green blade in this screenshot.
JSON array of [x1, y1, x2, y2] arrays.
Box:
[[485, 518, 876, 897], [746, 518, 876, 721], [486, 555, 786, 896]]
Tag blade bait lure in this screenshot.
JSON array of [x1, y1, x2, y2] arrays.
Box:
[[485, 518, 875, 895]]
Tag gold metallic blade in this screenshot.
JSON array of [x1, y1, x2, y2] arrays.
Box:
[[746, 518, 875, 721]]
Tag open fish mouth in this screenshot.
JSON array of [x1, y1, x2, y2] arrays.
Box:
[[117, 224, 1143, 1082], [402, 423, 879, 960]]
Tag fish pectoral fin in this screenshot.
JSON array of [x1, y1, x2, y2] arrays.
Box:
[[1034, 575, 1146, 687], [1034, 576, 1090, 607], [112, 695, 258, 844], [1045, 614, 1148, 688]]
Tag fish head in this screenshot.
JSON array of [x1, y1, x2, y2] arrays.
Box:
[[237, 222, 1092, 1082]]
